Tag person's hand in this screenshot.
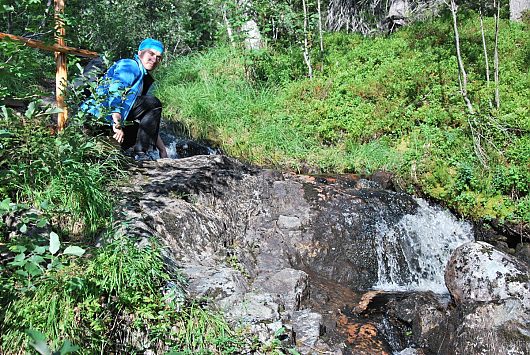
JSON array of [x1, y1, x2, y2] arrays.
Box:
[[111, 113, 124, 143], [112, 125, 124, 143]]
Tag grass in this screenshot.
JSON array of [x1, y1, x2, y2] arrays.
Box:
[[157, 12, 529, 224]]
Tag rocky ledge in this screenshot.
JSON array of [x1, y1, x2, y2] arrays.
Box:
[[115, 155, 530, 354]]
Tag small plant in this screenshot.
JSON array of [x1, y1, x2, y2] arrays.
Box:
[[27, 329, 79, 355]]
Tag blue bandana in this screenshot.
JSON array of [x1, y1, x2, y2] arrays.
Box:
[[138, 38, 164, 54]]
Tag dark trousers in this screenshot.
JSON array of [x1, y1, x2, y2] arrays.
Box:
[[121, 95, 162, 152]]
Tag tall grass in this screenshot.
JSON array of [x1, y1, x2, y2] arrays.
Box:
[[157, 13, 529, 223], [0, 106, 123, 235]]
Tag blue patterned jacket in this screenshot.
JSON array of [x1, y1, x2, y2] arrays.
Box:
[[81, 55, 148, 124]]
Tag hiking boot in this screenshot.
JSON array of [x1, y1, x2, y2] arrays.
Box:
[[134, 151, 155, 161]]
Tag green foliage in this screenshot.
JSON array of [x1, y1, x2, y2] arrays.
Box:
[[27, 329, 79, 355], [0, 235, 249, 354], [158, 12, 529, 224], [66, 0, 220, 59], [0, 40, 54, 100], [0, 102, 123, 234]]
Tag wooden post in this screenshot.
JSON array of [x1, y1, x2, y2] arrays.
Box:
[[55, 0, 67, 130]]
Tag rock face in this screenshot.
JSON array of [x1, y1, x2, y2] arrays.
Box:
[[446, 241, 530, 305], [444, 241, 530, 355], [117, 155, 529, 354], [118, 155, 426, 352]]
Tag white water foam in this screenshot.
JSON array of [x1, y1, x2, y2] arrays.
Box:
[[373, 198, 474, 294]]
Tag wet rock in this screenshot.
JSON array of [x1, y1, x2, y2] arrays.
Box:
[[117, 155, 478, 352], [370, 170, 394, 190], [445, 241, 530, 306], [253, 268, 309, 313], [516, 243, 530, 265], [387, 292, 451, 352], [444, 241, 530, 355]]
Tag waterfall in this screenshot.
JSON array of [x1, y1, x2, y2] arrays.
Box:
[[373, 198, 473, 294]]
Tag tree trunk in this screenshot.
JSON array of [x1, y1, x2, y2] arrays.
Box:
[[302, 0, 313, 78], [222, 5, 235, 47], [510, 0, 530, 21], [494, 0, 501, 109]]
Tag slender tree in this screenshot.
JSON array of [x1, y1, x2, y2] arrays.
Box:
[[493, 0, 501, 109], [479, 7, 492, 108], [302, 0, 313, 78]]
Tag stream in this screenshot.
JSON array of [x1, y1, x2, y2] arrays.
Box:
[[120, 133, 529, 354]]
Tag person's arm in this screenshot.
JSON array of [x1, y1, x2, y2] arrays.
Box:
[[156, 135, 168, 158], [112, 112, 124, 143]]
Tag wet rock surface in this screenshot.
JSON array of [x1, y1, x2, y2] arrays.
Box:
[[117, 155, 530, 354], [443, 241, 530, 355]]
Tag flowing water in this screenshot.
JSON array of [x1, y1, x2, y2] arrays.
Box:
[[373, 198, 474, 294]]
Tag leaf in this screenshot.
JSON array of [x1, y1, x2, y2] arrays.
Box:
[[19, 224, 28, 233], [59, 340, 80, 355], [40, 200, 50, 210], [0, 198, 10, 211], [25, 262, 43, 277], [43, 107, 64, 115], [33, 245, 47, 255], [63, 246, 85, 257], [14, 252, 26, 262], [25, 101, 37, 119], [49, 232, 61, 255], [36, 218, 48, 228], [10, 244, 27, 253], [26, 329, 51, 355], [0, 129, 11, 138]]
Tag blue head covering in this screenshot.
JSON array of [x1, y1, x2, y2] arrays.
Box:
[[138, 38, 164, 54]]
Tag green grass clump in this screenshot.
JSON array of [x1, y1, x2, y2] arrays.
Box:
[[157, 12, 529, 224], [0, 104, 123, 235], [1, 235, 248, 354]]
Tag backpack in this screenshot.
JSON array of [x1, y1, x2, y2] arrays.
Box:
[[72, 56, 107, 100]]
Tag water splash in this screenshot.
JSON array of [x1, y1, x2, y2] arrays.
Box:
[[374, 198, 473, 294], [150, 131, 219, 159]]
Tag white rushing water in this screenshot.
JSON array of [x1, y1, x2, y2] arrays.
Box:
[[373, 198, 474, 294]]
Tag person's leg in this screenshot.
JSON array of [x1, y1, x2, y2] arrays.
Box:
[[120, 122, 139, 151], [127, 95, 162, 153]]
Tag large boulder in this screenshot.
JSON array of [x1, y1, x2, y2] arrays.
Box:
[[445, 241, 530, 306], [444, 241, 530, 354]]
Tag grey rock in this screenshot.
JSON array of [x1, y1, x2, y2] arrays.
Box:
[[253, 268, 310, 313], [224, 292, 280, 326], [292, 310, 326, 354], [184, 265, 248, 305], [445, 241, 530, 306], [443, 241, 530, 355], [119, 155, 525, 354]]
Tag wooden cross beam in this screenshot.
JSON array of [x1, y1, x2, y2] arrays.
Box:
[[0, 0, 98, 131], [0, 33, 99, 58]]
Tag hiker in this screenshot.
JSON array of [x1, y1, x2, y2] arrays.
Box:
[[81, 38, 168, 159]]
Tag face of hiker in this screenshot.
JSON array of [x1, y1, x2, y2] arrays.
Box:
[[138, 49, 163, 71]]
